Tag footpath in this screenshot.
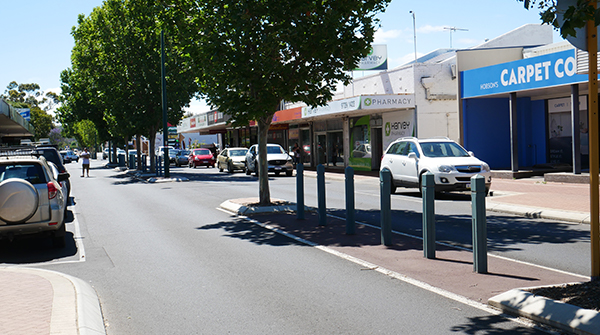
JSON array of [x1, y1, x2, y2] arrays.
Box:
[[1, 170, 598, 334]]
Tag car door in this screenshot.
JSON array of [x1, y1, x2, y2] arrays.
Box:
[[219, 149, 227, 169], [382, 141, 406, 184], [399, 141, 420, 186], [246, 146, 257, 171]]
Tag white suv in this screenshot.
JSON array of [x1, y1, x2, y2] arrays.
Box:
[[380, 137, 491, 195], [245, 144, 294, 176]]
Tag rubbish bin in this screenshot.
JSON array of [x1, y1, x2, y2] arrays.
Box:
[[129, 154, 136, 169], [118, 154, 125, 167]]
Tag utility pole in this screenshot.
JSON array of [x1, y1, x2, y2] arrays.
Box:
[[444, 27, 468, 48], [161, 30, 170, 178], [409, 11, 417, 62]]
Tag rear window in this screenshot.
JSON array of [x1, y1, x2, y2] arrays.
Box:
[[0, 163, 47, 184]]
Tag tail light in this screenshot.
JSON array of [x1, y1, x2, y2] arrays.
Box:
[[47, 181, 58, 199]]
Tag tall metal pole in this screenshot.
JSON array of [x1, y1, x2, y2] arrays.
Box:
[[410, 11, 417, 62], [586, 10, 599, 281], [161, 30, 170, 178]]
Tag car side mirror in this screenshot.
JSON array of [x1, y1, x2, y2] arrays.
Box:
[[468, 151, 474, 157], [58, 172, 70, 182], [408, 152, 418, 160]]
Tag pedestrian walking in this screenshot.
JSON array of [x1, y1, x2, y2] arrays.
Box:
[[292, 142, 300, 166], [81, 148, 90, 177]]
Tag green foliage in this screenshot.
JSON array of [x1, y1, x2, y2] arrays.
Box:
[[73, 120, 98, 150], [1, 81, 56, 140], [180, 0, 390, 204], [59, 0, 199, 151], [30, 107, 53, 141], [521, 0, 600, 38]]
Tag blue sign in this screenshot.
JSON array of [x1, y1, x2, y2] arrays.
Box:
[[17, 108, 30, 121], [462, 49, 588, 98]]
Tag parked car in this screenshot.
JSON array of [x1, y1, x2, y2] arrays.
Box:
[[0, 148, 69, 247], [217, 147, 248, 173], [188, 148, 215, 168], [175, 150, 190, 167], [34, 145, 71, 200], [245, 143, 293, 177], [380, 137, 491, 195], [60, 150, 79, 163]]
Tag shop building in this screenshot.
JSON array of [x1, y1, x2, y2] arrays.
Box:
[[279, 24, 552, 171], [0, 99, 34, 145], [459, 41, 592, 174]]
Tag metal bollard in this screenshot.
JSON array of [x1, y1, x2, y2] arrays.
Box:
[[296, 163, 305, 220], [345, 166, 355, 235], [380, 168, 392, 246], [422, 172, 436, 259], [317, 164, 326, 226], [471, 174, 488, 273]]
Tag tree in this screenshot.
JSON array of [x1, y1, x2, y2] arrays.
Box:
[[183, 0, 390, 205], [59, 0, 199, 170], [30, 106, 53, 140], [521, 0, 599, 38], [73, 120, 99, 151]]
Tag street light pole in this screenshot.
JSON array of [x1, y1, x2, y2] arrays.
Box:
[[409, 11, 417, 62], [161, 30, 170, 178]]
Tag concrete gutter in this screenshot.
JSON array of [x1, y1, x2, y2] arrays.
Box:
[[489, 288, 600, 335], [486, 201, 591, 224]]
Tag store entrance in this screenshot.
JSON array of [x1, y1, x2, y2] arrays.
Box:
[[316, 134, 327, 165], [327, 131, 343, 166]]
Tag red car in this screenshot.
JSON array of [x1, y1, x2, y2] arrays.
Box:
[[188, 148, 215, 168]]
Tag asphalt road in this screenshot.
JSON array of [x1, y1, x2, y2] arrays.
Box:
[[1, 160, 575, 334]]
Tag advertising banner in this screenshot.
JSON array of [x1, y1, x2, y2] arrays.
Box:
[[355, 45, 387, 71], [382, 110, 415, 152], [462, 49, 588, 98]]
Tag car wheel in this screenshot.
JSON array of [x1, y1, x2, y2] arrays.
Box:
[[0, 179, 39, 223], [286, 170, 293, 177], [245, 165, 251, 175]]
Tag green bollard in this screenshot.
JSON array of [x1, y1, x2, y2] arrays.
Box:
[[471, 174, 488, 274], [317, 164, 326, 226], [422, 172, 436, 259], [345, 166, 355, 235], [380, 168, 392, 246], [296, 163, 305, 220]]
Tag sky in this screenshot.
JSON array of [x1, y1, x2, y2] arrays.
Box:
[[0, 0, 563, 115]]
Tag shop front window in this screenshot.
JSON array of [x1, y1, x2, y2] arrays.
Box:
[[349, 115, 371, 170]]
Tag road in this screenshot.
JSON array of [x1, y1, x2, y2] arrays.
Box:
[[1, 159, 579, 334]]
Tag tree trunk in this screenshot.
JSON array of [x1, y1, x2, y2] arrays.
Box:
[[257, 115, 273, 206]]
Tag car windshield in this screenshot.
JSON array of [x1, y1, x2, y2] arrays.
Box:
[[266, 146, 284, 154], [194, 149, 210, 155], [420, 142, 470, 158], [179, 150, 190, 156], [169, 150, 179, 157], [230, 149, 246, 156]]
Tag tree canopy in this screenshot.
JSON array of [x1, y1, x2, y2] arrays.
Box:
[[180, 0, 390, 204], [522, 0, 600, 38], [58, 0, 199, 166]]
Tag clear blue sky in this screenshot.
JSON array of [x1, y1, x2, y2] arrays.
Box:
[[0, 0, 562, 114]]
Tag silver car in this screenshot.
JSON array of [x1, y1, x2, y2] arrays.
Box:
[[0, 149, 69, 247], [245, 144, 293, 177]]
